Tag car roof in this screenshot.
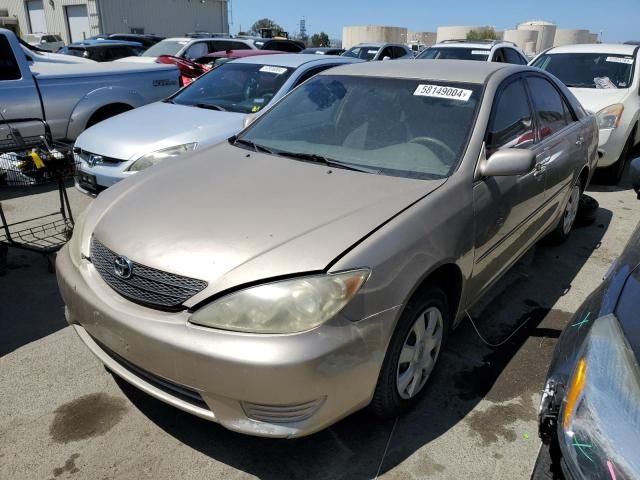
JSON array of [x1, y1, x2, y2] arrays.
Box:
[[320, 59, 528, 84], [162, 37, 248, 43], [232, 53, 360, 68], [70, 39, 142, 47], [206, 49, 281, 58], [546, 43, 638, 55], [432, 42, 492, 50], [351, 42, 404, 48]]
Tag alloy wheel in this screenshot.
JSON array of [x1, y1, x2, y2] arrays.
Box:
[[396, 306, 444, 400], [563, 185, 581, 235]]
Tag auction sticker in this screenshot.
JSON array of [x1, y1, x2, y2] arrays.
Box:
[[414, 84, 473, 101], [259, 66, 288, 74], [606, 56, 634, 65]]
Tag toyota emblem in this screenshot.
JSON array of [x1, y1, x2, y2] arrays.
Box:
[[113, 256, 133, 279]]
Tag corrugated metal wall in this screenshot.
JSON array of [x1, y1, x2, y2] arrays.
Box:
[[0, 0, 228, 43]]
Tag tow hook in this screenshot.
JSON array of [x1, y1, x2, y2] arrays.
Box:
[[538, 379, 561, 443]]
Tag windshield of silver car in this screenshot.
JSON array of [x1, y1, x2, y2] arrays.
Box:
[[342, 46, 380, 61], [170, 63, 295, 114], [532, 53, 635, 89], [142, 40, 188, 57], [236, 75, 483, 179]]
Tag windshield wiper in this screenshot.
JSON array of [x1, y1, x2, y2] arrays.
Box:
[[279, 152, 380, 174], [195, 103, 227, 111], [233, 138, 275, 155]]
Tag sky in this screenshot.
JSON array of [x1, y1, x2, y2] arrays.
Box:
[[230, 0, 639, 43]]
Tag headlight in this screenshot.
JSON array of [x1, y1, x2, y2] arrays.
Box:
[[128, 143, 197, 172], [596, 104, 624, 130], [560, 314, 640, 479], [189, 270, 370, 334], [69, 208, 89, 266]]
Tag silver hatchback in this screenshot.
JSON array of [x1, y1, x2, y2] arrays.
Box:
[[57, 60, 598, 438]]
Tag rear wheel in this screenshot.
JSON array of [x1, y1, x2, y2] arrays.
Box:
[[371, 286, 449, 418], [546, 179, 582, 244]]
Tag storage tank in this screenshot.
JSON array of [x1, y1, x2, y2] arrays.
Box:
[[517, 20, 557, 53], [436, 26, 482, 43], [503, 29, 538, 50], [342, 25, 408, 50], [554, 28, 590, 47], [523, 41, 537, 56], [408, 31, 437, 47]]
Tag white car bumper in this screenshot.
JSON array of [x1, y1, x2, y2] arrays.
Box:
[[74, 156, 134, 195], [597, 127, 630, 169]]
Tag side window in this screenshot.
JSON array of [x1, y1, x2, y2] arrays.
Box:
[[292, 65, 334, 88], [392, 46, 408, 58], [185, 41, 208, 59], [0, 36, 22, 80], [526, 76, 570, 140], [486, 79, 534, 153], [491, 49, 506, 63], [504, 48, 525, 65], [379, 47, 393, 60], [230, 41, 251, 50]]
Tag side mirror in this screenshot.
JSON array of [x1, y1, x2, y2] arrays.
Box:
[[243, 113, 257, 129], [480, 148, 536, 177], [630, 157, 640, 199], [382, 56, 391, 61]]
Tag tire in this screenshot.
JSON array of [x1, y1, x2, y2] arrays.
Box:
[[371, 285, 449, 418], [574, 194, 599, 227], [596, 130, 634, 185], [546, 179, 582, 245]]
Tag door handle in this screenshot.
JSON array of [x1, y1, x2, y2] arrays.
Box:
[[533, 162, 546, 177], [576, 136, 584, 146]]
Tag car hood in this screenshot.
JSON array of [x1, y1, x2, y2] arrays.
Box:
[[75, 102, 246, 160], [86, 142, 444, 305], [569, 88, 630, 114]]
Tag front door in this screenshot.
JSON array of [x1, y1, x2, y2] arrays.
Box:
[[469, 76, 548, 301]]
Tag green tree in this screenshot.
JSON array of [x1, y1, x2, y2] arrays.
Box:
[[466, 26, 500, 41], [250, 18, 283, 37], [310, 32, 330, 47]]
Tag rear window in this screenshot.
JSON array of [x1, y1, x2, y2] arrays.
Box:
[[0, 36, 21, 80], [532, 53, 635, 89], [417, 47, 490, 61], [142, 40, 188, 57]]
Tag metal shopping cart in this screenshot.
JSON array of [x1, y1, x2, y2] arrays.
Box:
[[0, 116, 76, 274]]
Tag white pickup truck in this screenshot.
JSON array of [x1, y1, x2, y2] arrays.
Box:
[[0, 29, 180, 146]]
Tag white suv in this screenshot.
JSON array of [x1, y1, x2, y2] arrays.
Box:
[[116, 37, 257, 63], [23, 33, 64, 52], [417, 40, 529, 65]]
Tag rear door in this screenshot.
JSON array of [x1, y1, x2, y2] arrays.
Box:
[[471, 76, 548, 296], [525, 74, 582, 216]]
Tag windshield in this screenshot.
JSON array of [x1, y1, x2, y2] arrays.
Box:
[[417, 47, 490, 61], [171, 62, 294, 114], [343, 46, 380, 61], [142, 40, 188, 57], [237, 76, 483, 180], [23, 34, 39, 44], [532, 53, 635, 89]]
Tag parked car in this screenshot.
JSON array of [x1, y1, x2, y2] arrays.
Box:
[[58, 40, 146, 62], [0, 29, 179, 143], [194, 48, 282, 68], [19, 37, 95, 64], [534, 158, 640, 480], [116, 36, 257, 63], [22, 33, 65, 52], [302, 47, 346, 55], [530, 44, 640, 184], [417, 40, 529, 64], [107, 34, 164, 48], [342, 42, 413, 61], [73, 54, 361, 194], [59, 59, 597, 438], [258, 39, 306, 53]]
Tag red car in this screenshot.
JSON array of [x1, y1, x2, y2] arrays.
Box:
[[195, 49, 283, 68]]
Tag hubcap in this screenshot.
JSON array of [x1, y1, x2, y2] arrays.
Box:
[[563, 186, 580, 235], [396, 306, 444, 400]]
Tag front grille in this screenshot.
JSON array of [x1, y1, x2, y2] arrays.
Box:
[[90, 238, 207, 310], [242, 398, 325, 424], [74, 149, 124, 167], [95, 337, 209, 411]]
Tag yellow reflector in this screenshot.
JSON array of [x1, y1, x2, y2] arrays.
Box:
[[563, 358, 587, 430]]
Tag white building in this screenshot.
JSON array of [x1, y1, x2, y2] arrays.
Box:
[[0, 0, 229, 44]]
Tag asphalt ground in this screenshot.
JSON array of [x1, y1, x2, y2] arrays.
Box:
[[1, 161, 639, 480]]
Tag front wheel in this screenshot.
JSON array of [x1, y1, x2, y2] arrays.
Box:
[[371, 286, 449, 418]]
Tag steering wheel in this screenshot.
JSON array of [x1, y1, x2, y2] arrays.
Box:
[[409, 137, 456, 159]]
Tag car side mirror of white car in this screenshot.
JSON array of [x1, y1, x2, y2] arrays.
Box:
[[630, 157, 640, 199], [382, 56, 391, 61], [243, 114, 257, 129], [480, 148, 536, 177]]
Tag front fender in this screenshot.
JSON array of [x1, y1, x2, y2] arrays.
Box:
[[66, 86, 147, 140]]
